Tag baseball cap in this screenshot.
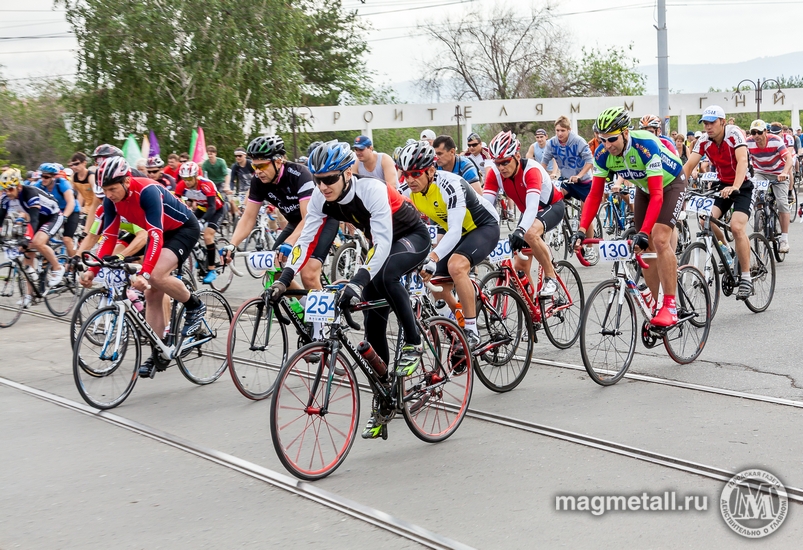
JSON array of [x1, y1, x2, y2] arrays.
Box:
[[694, 131, 703, 138], [699, 105, 725, 123], [353, 135, 373, 149], [749, 119, 767, 132], [686, 131, 695, 137], [535, 129, 547, 136], [420, 129, 436, 141], [768, 123, 783, 135]]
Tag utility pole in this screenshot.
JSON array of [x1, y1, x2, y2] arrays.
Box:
[[656, 0, 669, 134]]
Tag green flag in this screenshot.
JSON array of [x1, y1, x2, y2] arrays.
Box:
[[188, 128, 198, 161], [122, 134, 141, 167]]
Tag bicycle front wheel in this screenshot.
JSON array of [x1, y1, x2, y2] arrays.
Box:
[[403, 316, 473, 442], [663, 266, 711, 364], [227, 296, 288, 399], [175, 289, 233, 384], [474, 287, 533, 392], [330, 241, 362, 281], [744, 232, 775, 313], [0, 261, 24, 328], [73, 306, 140, 409], [209, 238, 234, 293], [540, 260, 584, 349], [270, 342, 359, 481], [580, 279, 637, 386], [44, 257, 82, 317], [70, 288, 110, 348]]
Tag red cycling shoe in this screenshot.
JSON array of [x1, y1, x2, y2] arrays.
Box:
[[650, 306, 678, 327]]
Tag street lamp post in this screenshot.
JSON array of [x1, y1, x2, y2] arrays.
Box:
[[735, 78, 783, 119]]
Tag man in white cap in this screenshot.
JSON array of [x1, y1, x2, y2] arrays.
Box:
[[746, 119, 794, 252], [420, 129, 436, 145], [683, 105, 754, 299]]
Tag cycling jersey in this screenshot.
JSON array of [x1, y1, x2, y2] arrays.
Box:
[[658, 134, 678, 155], [36, 177, 80, 213], [746, 134, 788, 176], [247, 161, 314, 225], [282, 176, 423, 286], [692, 125, 747, 184], [174, 177, 223, 212], [592, 130, 683, 191], [402, 171, 498, 260], [0, 185, 61, 229], [483, 158, 561, 231], [96, 177, 194, 276], [438, 156, 480, 184]]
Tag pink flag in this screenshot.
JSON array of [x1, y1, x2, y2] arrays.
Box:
[[192, 126, 207, 164]]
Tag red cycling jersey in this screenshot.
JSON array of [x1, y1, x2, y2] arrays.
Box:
[[483, 157, 562, 212], [174, 177, 224, 211], [692, 125, 748, 185]]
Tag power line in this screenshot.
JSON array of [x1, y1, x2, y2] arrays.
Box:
[[4, 73, 75, 82], [0, 48, 74, 55], [357, 0, 478, 17]]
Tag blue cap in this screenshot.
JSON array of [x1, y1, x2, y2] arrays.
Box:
[[353, 135, 373, 150]]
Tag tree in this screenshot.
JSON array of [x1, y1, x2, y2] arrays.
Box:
[[544, 45, 646, 98], [58, 0, 372, 157]]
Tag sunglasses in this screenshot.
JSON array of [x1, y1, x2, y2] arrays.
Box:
[[41, 174, 54, 179], [493, 158, 514, 167], [147, 169, 160, 174], [403, 169, 427, 179], [467, 142, 480, 148], [69, 162, 80, 167], [235, 154, 245, 158], [314, 172, 343, 187], [601, 134, 621, 144], [750, 130, 765, 136], [251, 160, 273, 171]]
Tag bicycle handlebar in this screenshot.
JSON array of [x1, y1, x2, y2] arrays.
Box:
[[81, 251, 151, 289], [425, 281, 443, 293], [575, 238, 650, 270], [342, 307, 361, 331]]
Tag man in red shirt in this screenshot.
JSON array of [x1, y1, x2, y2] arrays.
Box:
[[683, 105, 753, 299]]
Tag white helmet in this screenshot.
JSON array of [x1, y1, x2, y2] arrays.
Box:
[[179, 161, 200, 178], [95, 156, 130, 197]]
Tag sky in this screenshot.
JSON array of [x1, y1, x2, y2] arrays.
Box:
[[2, 0, 803, 96]]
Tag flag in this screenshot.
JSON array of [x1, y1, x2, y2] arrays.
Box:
[[122, 134, 141, 167], [141, 133, 150, 161], [188, 128, 198, 161], [149, 130, 160, 157], [192, 126, 207, 164]]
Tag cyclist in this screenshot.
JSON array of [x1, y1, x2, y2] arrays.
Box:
[[221, 135, 339, 294], [146, 156, 176, 190], [683, 105, 753, 299], [354, 135, 399, 189], [398, 140, 500, 348], [268, 140, 430, 440], [36, 163, 80, 258], [91, 143, 147, 177], [573, 107, 686, 327], [639, 114, 678, 154], [69, 152, 97, 212], [483, 131, 564, 296], [79, 156, 206, 378], [433, 135, 483, 194], [173, 161, 225, 284], [0, 168, 66, 292], [229, 146, 254, 195], [540, 115, 594, 204], [746, 118, 793, 253]]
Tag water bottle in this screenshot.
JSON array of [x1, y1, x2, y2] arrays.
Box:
[[357, 341, 387, 379], [718, 241, 733, 269], [454, 301, 465, 328], [434, 300, 454, 320], [289, 298, 305, 321], [126, 288, 144, 312], [517, 271, 533, 297], [25, 265, 39, 283], [637, 283, 654, 311]]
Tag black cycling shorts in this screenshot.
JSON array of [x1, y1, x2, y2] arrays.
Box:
[[519, 201, 565, 233], [62, 210, 80, 239], [196, 207, 225, 232], [35, 214, 64, 238], [713, 180, 754, 217], [434, 224, 500, 276], [634, 175, 687, 230], [152, 213, 200, 267], [274, 216, 339, 264]]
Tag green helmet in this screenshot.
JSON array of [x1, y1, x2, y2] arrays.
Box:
[[594, 107, 631, 134]]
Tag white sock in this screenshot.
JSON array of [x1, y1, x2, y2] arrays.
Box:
[[740, 272, 751, 282], [781, 233, 788, 241], [464, 317, 478, 336]]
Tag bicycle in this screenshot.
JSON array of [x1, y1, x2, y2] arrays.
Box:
[[556, 178, 601, 265], [496, 192, 517, 231], [481, 244, 584, 351], [184, 235, 241, 293], [329, 228, 370, 281], [242, 204, 279, 278], [269, 286, 473, 480], [578, 238, 712, 386], [72, 252, 232, 409], [0, 232, 82, 328], [752, 175, 788, 263], [680, 189, 775, 318], [600, 184, 633, 238]]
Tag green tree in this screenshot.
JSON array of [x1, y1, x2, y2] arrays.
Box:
[[59, 0, 371, 158], [548, 45, 646, 98]]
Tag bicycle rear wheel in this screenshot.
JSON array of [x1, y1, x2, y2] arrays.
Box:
[[474, 287, 533, 392], [175, 289, 233, 384], [0, 261, 24, 328], [227, 296, 288, 399], [73, 306, 140, 409], [767, 212, 786, 263], [789, 187, 798, 222], [44, 257, 82, 317], [403, 316, 473, 442], [330, 241, 363, 281], [270, 342, 359, 481], [744, 232, 775, 313], [580, 278, 637, 386], [680, 241, 720, 320], [663, 266, 711, 364], [540, 260, 584, 349]]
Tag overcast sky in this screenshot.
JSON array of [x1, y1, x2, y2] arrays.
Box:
[[2, 0, 802, 95]]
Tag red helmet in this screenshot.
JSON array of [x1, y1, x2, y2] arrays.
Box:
[[488, 131, 520, 159], [639, 114, 661, 130]]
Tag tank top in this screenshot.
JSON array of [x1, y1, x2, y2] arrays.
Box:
[[357, 152, 389, 182]]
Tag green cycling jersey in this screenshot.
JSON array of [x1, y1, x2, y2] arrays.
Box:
[[592, 130, 683, 192]]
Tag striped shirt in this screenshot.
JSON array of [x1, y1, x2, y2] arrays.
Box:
[[746, 134, 787, 176]]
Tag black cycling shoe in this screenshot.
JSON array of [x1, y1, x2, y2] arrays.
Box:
[[139, 356, 157, 378], [182, 301, 207, 336]]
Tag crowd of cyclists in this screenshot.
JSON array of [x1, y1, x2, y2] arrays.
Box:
[[1, 102, 799, 478]]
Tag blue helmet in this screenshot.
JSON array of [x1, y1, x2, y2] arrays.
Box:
[[38, 162, 62, 175], [307, 140, 355, 175]]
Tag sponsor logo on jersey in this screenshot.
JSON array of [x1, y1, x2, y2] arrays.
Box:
[[290, 245, 301, 264], [366, 246, 375, 264], [660, 154, 679, 172]]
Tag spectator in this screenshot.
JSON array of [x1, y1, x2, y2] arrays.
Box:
[[202, 145, 230, 192], [420, 129, 436, 145], [164, 153, 182, 183], [229, 146, 255, 195]]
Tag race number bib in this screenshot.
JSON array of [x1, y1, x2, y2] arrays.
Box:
[[488, 239, 512, 264], [598, 240, 630, 262], [428, 225, 439, 244], [628, 187, 636, 202], [700, 172, 719, 182], [753, 177, 770, 191], [98, 267, 127, 290], [3, 246, 21, 261], [304, 290, 336, 323], [247, 251, 275, 271], [407, 272, 426, 296], [686, 196, 714, 216]]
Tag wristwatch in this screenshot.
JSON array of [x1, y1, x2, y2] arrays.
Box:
[[141, 272, 151, 281]]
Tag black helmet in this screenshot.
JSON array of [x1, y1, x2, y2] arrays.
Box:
[[398, 141, 436, 172], [246, 135, 286, 160], [306, 141, 324, 157], [91, 143, 124, 159]]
